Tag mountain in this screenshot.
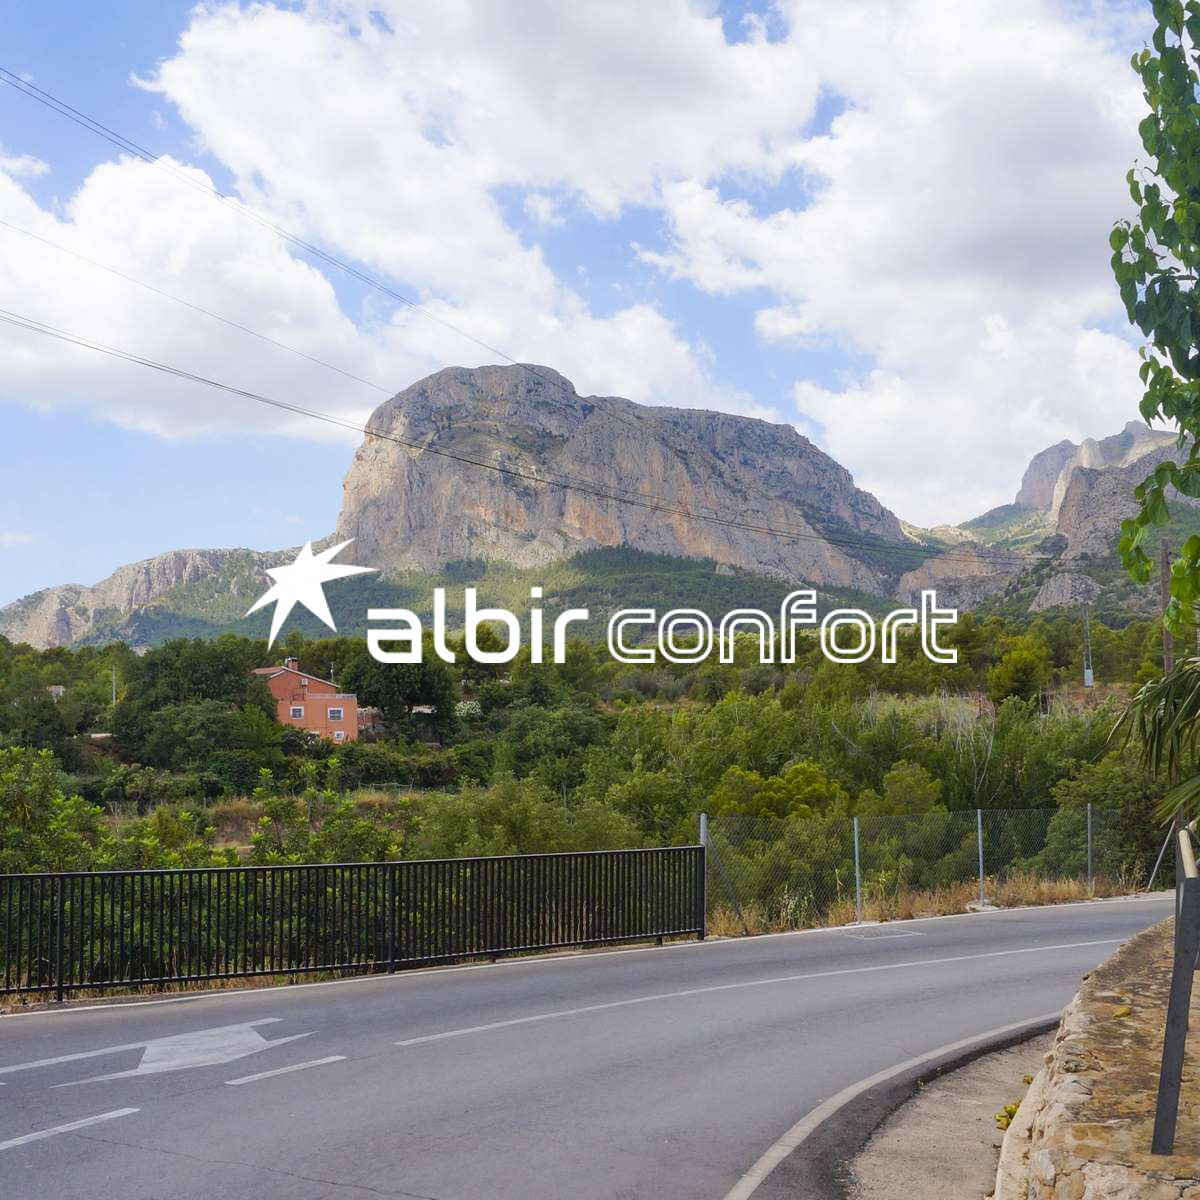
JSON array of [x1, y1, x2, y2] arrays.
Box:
[[907, 420, 1186, 617], [1013, 438, 1077, 510], [10, 362, 1177, 647], [0, 549, 275, 648], [977, 421, 1177, 547], [1, 364, 918, 649], [335, 365, 904, 587]]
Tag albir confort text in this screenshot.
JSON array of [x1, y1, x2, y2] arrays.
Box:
[[365, 588, 957, 666]]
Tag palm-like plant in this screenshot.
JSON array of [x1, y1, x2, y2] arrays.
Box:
[[1115, 655, 1200, 822]]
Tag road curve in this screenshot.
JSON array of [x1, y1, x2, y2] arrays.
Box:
[[0, 895, 1173, 1200]]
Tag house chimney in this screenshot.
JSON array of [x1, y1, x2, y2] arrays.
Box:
[[284, 656, 299, 671]]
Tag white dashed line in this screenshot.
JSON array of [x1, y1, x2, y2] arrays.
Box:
[[0, 1108, 139, 1151], [225, 1055, 346, 1086], [395, 938, 1120, 1047]]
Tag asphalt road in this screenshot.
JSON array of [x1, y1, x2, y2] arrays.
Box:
[[0, 895, 1173, 1200]]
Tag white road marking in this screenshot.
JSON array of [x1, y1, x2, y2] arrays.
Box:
[[0, 893, 1169, 1022], [0, 1018, 284, 1078], [720, 1012, 1061, 1200], [841, 929, 922, 940], [225, 1055, 346, 1086], [396, 938, 1119, 1047], [54, 1028, 315, 1086], [0, 1108, 139, 1152]]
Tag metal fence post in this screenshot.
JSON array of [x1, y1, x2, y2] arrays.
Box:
[[853, 816, 863, 925], [1153, 874, 1200, 1153], [386, 861, 397, 973], [698, 813, 708, 940], [1087, 802, 1094, 894], [54, 876, 65, 1004], [976, 809, 986, 909]]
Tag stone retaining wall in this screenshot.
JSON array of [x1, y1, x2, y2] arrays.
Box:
[[996, 919, 1200, 1199]]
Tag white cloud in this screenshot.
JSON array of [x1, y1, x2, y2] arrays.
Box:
[[523, 193, 565, 228], [1, 0, 785, 441], [643, 0, 1151, 524], [0, 147, 48, 178], [0, 160, 382, 442], [0, 531, 34, 547], [142, 0, 814, 407], [0, 0, 1157, 527]]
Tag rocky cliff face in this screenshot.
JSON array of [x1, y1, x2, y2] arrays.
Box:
[[895, 544, 1021, 609], [902, 421, 1183, 613], [335, 364, 904, 590], [1047, 421, 1178, 525], [1014, 438, 1076, 510], [0, 548, 275, 648], [1055, 441, 1192, 559], [1028, 571, 1102, 612]]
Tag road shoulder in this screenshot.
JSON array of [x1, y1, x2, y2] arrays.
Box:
[[847, 1034, 1051, 1200]]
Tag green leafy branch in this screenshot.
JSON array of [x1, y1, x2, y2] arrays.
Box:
[[1113, 1, 1200, 629]]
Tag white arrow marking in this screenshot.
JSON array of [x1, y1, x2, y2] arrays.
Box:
[[54, 1023, 315, 1086], [0, 1018, 316, 1087], [0, 1018, 283, 1078]]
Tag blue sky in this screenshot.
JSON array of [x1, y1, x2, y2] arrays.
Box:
[[0, 1, 1153, 605], [0, 0, 342, 598]]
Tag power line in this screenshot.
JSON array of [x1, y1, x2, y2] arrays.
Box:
[[0, 68, 1055, 571], [0, 62, 769, 527], [1, 63, 991, 545], [0, 219, 394, 395], [0, 306, 1052, 568], [0, 220, 710, 520], [0, 66, 664, 447]]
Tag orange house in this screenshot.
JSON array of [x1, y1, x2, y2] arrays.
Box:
[[252, 657, 359, 743]]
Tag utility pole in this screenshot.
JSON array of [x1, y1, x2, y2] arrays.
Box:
[[111, 663, 116, 705], [1081, 601, 1094, 688]]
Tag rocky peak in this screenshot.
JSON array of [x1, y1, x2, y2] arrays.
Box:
[[1015, 439, 1076, 511], [335, 364, 904, 590]]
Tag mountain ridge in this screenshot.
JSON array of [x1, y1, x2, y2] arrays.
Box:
[[1, 364, 919, 648], [2, 363, 1183, 648], [903, 419, 1185, 618]]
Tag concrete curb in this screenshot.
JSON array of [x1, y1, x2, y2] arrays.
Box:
[[733, 1014, 1061, 1200]]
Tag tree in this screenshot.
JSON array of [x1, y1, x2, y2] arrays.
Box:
[[855, 761, 944, 817], [0, 747, 101, 872], [341, 650, 457, 729], [1111, 1, 1200, 624], [708, 760, 850, 820], [986, 639, 1051, 703]]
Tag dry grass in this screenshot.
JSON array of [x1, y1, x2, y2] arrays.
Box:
[[206, 797, 260, 846], [707, 870, 1144, 937], [0, 968, 347, 1013]]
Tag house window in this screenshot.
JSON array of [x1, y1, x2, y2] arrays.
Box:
[[328, 707, 344, 721], [290, 706, 304, 719], [334, 731, 346, 741]]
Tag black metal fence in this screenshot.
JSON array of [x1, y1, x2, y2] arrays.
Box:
[[1, 846, 705, 999]]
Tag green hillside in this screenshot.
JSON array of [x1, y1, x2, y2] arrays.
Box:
[[73, 548, 898, 648]]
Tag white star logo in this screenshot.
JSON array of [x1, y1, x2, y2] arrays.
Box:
[[247, 539, 376, 647]]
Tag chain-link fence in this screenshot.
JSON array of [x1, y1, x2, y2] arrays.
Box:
[[701, 806, 1171, 935]]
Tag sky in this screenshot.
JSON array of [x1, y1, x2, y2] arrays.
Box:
[[0, 0, 1156, 605]]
